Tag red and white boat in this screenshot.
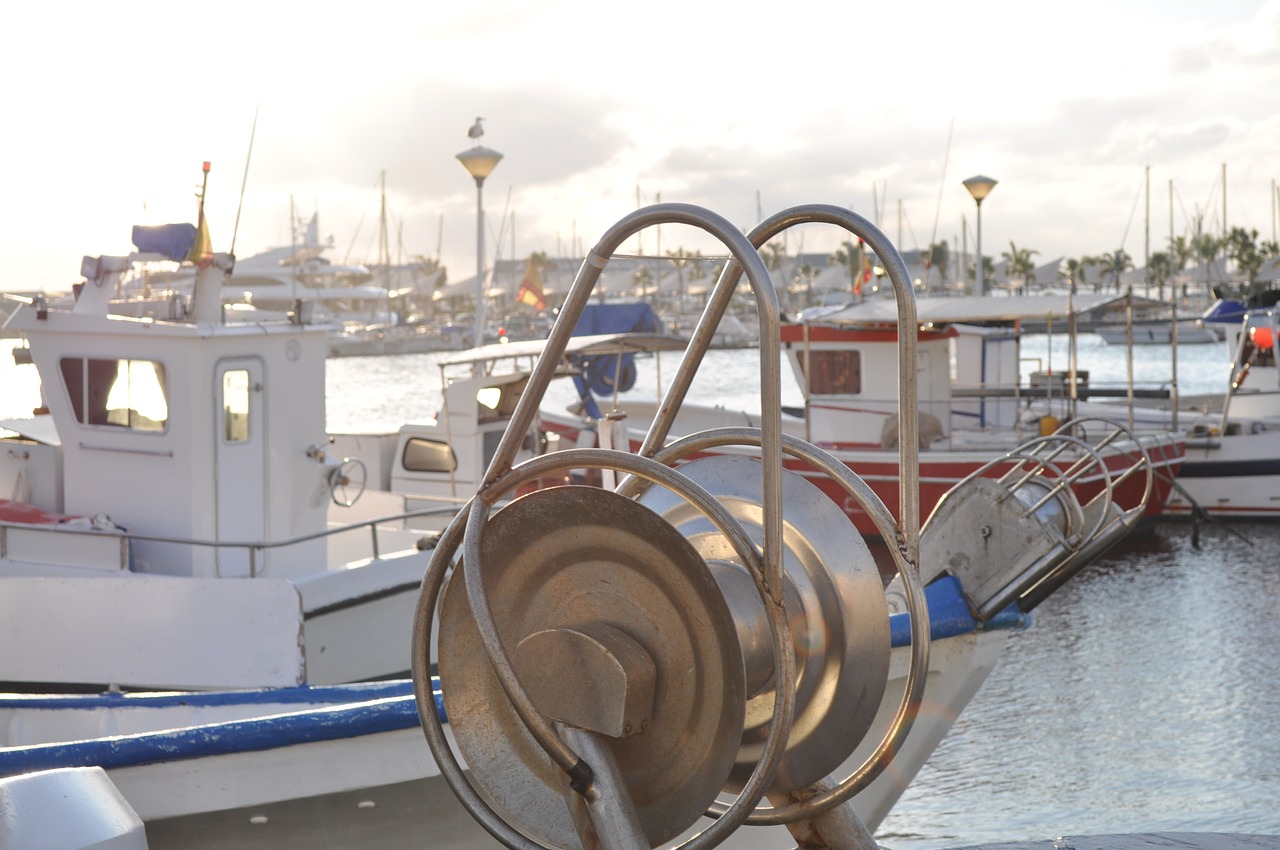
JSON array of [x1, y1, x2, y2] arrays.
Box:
[[530, 299, 1184, 538]]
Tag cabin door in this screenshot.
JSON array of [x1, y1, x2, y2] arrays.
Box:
[[215, 358, 267, 577]]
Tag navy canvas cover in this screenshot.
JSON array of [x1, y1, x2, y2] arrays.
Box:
[[131, 224, 198, 262], [569, 303, 666, 418], [571, 302, 664, 336]]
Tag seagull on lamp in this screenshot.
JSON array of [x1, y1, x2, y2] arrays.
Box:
[[467, 117, 485, 140]]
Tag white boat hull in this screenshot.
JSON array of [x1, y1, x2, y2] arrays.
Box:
[[0, 586, 1023, 848], [1163, 428, 1280, 518], [1096, 323, 1220, 345]]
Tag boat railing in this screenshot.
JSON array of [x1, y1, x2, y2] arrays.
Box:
[[0, 503, 458, 577], [922, 415, 1164, 620]]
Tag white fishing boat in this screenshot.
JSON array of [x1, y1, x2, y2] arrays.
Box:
[[0, 226, 443, 693], [0, 201, 1170, 848], [1123, 293, 1280, 519], [326, 303, 688, 520], [1000, 291, 1280, 520], [1096, 319, 1220, 345]]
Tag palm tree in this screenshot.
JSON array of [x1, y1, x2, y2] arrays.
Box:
[[666, 247, 702, 306], [830, 239, 870, 300], [632, 265, 653, 300], [1170, 235, 1195, 273], [1169, 235, 1196, 298], [1097, 249, 1133, 293], [794, 262, 818, 309], [1059, 257, 1088, 295], [1225, 226, 1269, 299], [1195, 233, 1221, 293], [760, 241, 786, 272], [924, 241, 950, 290], [1001, 241, 1040, 294], [1148, 251, 1174, 302], [967, 255, 994, 291]]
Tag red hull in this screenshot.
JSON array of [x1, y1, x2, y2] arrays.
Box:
[[541, 422, 1184, 539], [783, 444, 1183, 537]]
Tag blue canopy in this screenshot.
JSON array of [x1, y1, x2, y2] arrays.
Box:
[[570, 304, 666, 417], [572, 303, 664, 336], [131, 223, 197, 262]]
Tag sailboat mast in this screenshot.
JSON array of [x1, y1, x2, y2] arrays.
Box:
[[290, 195, 298, 302], [380, 171, 391, 320], [1144, 165, 1150, 294], [1222, 162, 1228, 240]]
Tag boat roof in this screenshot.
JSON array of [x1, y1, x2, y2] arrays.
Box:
[[0, 415, 60, 446], [806, 293, 1169, 326], [436, 332, 690, 367]]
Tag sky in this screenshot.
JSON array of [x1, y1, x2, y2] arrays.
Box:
[[3, 0, 1280, 294]]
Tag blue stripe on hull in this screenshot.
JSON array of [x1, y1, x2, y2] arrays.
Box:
[[1178, 458, 1280, 478], [0, 577, 1028, 778]]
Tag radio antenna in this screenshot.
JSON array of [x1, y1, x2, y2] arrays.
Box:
[[230, 104, 260, 257]]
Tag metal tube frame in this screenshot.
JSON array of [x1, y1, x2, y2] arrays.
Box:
[[411, 201, 929, 849]]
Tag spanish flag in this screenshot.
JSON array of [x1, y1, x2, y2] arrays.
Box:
[[187, 213, 213, 268], [517, 256, 546, 311], [187, 161, 214, 268], [853, 238, 872, 295]]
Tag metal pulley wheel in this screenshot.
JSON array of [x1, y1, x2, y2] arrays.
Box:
[[438, 486, 748, 849]]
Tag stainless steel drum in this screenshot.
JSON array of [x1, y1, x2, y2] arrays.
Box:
[[633, 455, 890, 794], [438, 486, 747, 849]]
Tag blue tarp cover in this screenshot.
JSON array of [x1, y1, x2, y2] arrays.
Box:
[[572, 303, 664, 336], [570, 304, 666, 417], [131, 223, 197, 262]]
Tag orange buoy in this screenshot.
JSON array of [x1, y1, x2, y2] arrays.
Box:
[[1249, 324, 1274, 349]]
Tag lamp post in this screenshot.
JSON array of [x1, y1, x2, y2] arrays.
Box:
[[963, 175, 997, 296], [457, 139, 503, 349]]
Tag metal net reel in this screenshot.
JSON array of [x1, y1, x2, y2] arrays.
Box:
[[410, 203, 931, 850]]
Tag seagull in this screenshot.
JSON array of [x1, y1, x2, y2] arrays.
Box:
[[467, 117, 485, 140]]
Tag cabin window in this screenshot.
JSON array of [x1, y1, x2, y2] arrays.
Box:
[[482, 429, 538, 469], [60, 357, 168, 431], [797, 350, 862, 395], [222, 370, 251, 442], [403, 437, 456, 473], [483, 431, 503, 468]]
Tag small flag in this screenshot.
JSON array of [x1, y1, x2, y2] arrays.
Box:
[[517, 256, 546, 311], [187, 213, 213, 267], [187, 161, 214, 267], [853, 239, 870, 295]]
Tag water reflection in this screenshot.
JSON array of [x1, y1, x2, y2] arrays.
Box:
[[877, 521, 1280, 848]]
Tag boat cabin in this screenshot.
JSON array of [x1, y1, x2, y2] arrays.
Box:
[[1, 247, 333, 580], [329, 331, 689, 511], [781, 322, 958, 448], [786, 294, 1154, 447]]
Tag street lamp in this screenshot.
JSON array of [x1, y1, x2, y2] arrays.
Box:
[[457, 134, 503, 349], [963, 175, 997, 296]]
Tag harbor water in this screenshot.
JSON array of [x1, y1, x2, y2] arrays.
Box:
[[3, 333, 1277, 847], [874, 520, 1280, 848]]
